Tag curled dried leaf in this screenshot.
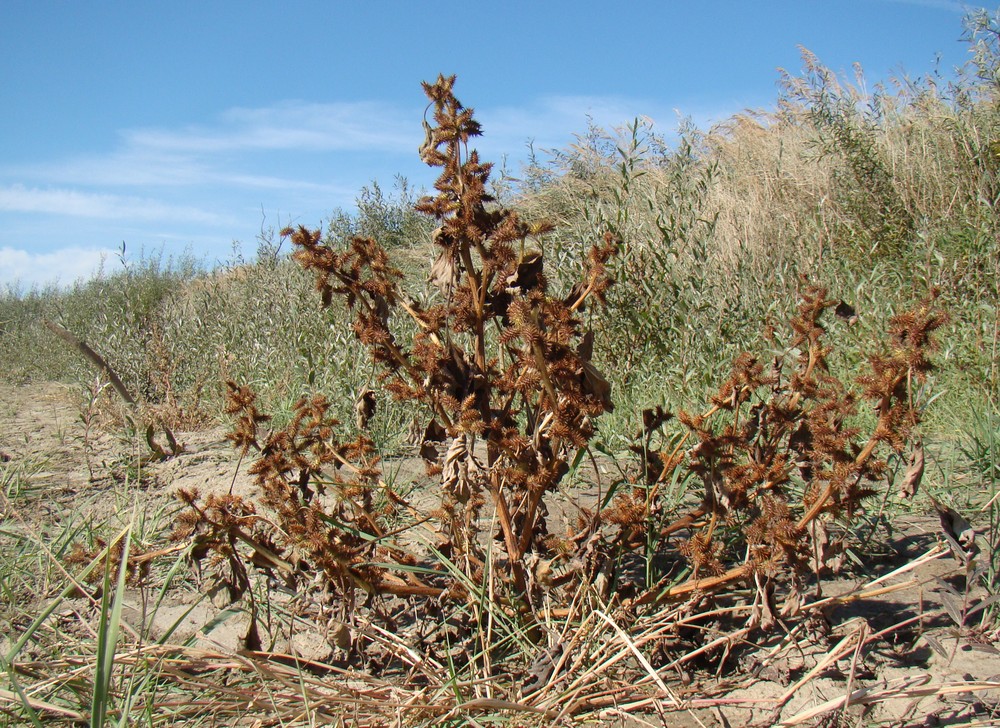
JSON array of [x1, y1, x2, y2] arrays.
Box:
[[899, 440, 924, 499], [418, 419, 447, 464], [355, 389, 376, 431], [930, 496, 978, 564], [780, 581, 803, 618], [418, 117, 436, 164], [326, 618, 353, 651], [429, 247, 459, 293], [581, 359, 614, 413], [809, 520, 845, 574], [442, 433, 483, 503], [521, 641, 565, 697], [577, 331, 614, 412], [505, 250, 543, 294], [750, 572, 777, 631]]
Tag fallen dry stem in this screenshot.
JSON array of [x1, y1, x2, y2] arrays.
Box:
[[802, 543, 947, 613], [594, 609, 680, 707], [773, 619, 869, 710], [778, 676, 1000, 727]]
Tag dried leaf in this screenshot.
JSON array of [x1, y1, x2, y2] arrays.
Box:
[[581, 359, 614, 412], [780, 581, 803, 618], [701, 469, 732, 514], [929, 496, 978, 563], [428, 248, 459, 293], [939, 590, 965, 627], [441, 434, 482, 503], [418, 419, 447, 464], [810, 520, 845, 574], [355, 389, 376, 431], [750, 572, 777, 631], [563, 281, 587, 312], [418, 118, 435, 164], [573, 331, 614, 411], [923, 633, 948, 659], [505, 250, 543, 293], [244, 605, 263, 652], [899, 440, 924, 499], [428, 225, 459, 293], [326, 618, 353, 651]]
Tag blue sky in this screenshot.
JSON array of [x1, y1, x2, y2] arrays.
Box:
[[0, 0, 985, 289]]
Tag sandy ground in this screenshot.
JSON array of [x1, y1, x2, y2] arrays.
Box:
[[3, 380, 1000, 727]]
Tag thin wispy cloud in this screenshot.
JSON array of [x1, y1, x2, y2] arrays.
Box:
[[0, 89, 741, 291], [4, 147, 215, 188], [0, 246, 124, 290], [123, 101, 416, 154], [0, 98, 440, 286], [481, 96, 635, 152], [0, 97, 440, 287], [212, 172, 352, 194], [0, 184, 232, 225], [2, 93, 671, 207], [5, 152, 364, 197]]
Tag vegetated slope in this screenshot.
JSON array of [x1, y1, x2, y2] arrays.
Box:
[[514, 48, 998, 438], [0, 28, 996, 451]]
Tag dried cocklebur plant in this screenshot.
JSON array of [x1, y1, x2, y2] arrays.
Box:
[[171, 76, 946, 675], [291, 75, 619, 603], [177, 75, 619, 614], [172, 380, 442, 635], [627, 286, 944, 625]]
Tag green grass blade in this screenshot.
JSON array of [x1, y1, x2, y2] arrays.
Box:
[[91, 520, 133, 727]]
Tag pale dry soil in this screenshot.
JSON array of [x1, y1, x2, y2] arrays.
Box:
[[2, 381, 1000, 727]]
